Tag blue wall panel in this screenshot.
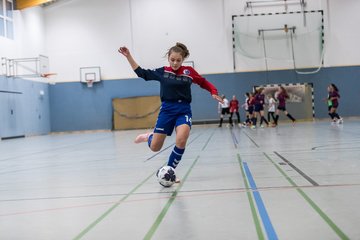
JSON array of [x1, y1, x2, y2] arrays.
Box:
[[49, 79, 160, 131], [49, 66, 360, 132], [0, 76, 50, 138]]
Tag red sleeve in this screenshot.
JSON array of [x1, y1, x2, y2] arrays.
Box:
[[189, 67, 218, 95]]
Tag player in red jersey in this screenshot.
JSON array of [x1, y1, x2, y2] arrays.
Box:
[[229, 95, 241, 126]]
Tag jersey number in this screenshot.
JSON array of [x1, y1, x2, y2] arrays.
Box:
[[185, 115, 192, 124]]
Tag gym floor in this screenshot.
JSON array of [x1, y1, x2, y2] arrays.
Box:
[[0, 120, 359, 240]]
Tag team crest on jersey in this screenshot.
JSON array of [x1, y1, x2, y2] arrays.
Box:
[[183, 69, 190, 75]]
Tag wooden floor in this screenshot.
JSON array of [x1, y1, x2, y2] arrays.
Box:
[[0, 120, 359, 240]]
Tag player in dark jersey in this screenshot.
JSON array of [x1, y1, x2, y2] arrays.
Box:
[[248, 92, 256, 129], [229, 95, 241, 126], [242, 92, 251, 126], [253, 87, 269, 128], [118, 43, 223, 182], [274, 86, 296, 126], [328, 83, 343, 124]]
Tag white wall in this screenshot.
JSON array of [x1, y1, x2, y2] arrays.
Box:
[[0, 6, 46, 76], [44, 0, 233, 81], [324, 0, 360, 66], [44, 0, 133, 81], [1, 0, 359, 82]]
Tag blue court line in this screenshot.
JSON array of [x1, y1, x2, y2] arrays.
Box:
[[243, 162, 279, 240], [230, 128, 238, 148]]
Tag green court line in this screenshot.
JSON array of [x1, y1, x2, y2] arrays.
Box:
[[237, 154, 265, 240], [143, 156, 200, 240], [73, 171, 156, 240], [202, 129, 216, 151], [73, 129, 208, 239], [263, 152, 350, 240], [143, 129, 215, 239]]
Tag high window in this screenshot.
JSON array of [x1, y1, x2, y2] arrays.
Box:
[[0, 0, 14, 39]]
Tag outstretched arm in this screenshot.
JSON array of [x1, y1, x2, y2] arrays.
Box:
[[213, 94, 224, 104], [118, 46, 139, 70]]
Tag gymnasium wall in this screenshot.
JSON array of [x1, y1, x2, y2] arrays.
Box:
[[0, 7, 49, 138], [42, 0, 360, 83], [1, 1, 360, 134], [0, 76, 50, 138], [49, 65, 360, 132]]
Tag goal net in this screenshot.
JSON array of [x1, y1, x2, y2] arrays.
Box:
[[232, 11, 324, 74]]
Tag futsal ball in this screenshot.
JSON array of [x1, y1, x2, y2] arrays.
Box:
[[156, 166, 176, 187]]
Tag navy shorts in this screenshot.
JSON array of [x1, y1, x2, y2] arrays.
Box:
[[154, 101, 192, 136], [248, 106, 254, 115], [254, 104, 264, 112]]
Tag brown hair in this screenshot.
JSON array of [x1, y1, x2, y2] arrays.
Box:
[[280, 86, 287, 94], [280, 86, 289, 98], [166, 42, 190, 59], [330, 83, 339, 92], [256, 87, 264, 94]]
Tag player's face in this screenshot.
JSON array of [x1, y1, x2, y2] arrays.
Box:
[[168, 52, 184, 71]]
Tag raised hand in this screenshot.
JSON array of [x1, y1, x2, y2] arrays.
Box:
[[118, 46, 139, 70], [118, 46, 130, 57]]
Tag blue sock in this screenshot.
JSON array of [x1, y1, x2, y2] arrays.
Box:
[[167, 146, 185, 169], [147, 133, 153, 148]]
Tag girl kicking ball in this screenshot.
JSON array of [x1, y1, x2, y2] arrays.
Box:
[[118, 43, 223, 183]]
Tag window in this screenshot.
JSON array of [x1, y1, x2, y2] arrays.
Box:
[[0, 0, 13, 39]]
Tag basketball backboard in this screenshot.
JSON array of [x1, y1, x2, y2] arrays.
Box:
[[80, 66, 101, 87]]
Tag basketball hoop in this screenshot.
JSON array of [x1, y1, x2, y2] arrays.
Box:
[[86, 80, 94, 88]]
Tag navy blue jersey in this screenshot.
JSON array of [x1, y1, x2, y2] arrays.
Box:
[[254, 93, 265, 105], [134, 66, 218, 103]]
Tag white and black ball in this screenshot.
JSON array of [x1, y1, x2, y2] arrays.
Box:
[[156, 166, 176, 187]]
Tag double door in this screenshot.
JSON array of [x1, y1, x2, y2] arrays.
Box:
[[0, 92, 25, 139]]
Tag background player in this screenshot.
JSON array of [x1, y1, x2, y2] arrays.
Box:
[[267, 94, 276, 126], [229, 95, 241, 126], [218, 95, 231, 127], [328, 83, 343, 124], [274, 86, 296, 126], [253, 87, 269, 128]]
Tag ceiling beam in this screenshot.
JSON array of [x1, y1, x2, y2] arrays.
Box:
[[16, 0, 54, 10]]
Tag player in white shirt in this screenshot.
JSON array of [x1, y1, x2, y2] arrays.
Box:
[[218, 95, 231, 127], [267, 94, 276, 125]]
